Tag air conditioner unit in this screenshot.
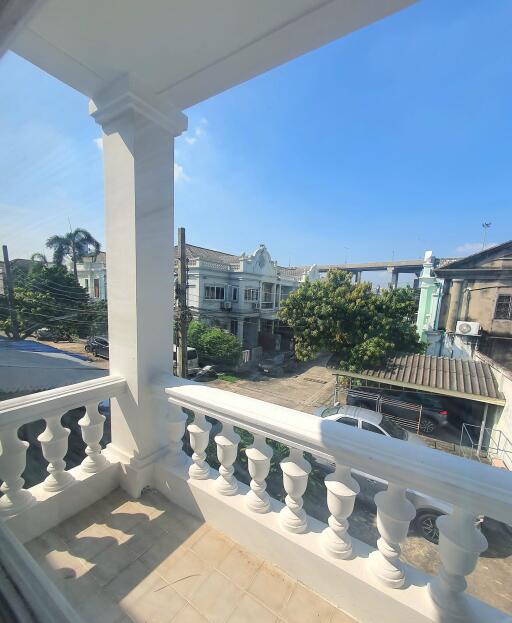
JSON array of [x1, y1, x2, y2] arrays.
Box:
[[221, 301, 232, 311], [455, 321, 480, 337]]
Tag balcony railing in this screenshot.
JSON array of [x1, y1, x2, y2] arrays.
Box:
[[0, 375, 126, 542], [163, 378, 511, 623]]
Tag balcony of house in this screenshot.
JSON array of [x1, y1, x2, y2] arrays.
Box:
[[1, 374, 511, 623]]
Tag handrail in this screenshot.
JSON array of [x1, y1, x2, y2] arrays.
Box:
[[0, 375, 126, 430], [165, 378, 512, 525]]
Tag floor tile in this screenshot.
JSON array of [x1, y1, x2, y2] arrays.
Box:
[[249, 562, 295, 614], [189, 569, 243, 623], [329, 608, 358, 623], [227, 593, 278, 623], [144, 546, 208, 599], [281, 583, 335, 623], [190, 529, 233, 567], [172, 603, 209, 623], [218, 543, 262, 589]]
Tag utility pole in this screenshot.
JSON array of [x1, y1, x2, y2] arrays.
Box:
[[176, 227, 189, 378], [481, 222, 491, 251], [2, 245, 20, 340]]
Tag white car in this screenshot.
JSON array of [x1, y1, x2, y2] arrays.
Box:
[[315, 404, 451, 542]]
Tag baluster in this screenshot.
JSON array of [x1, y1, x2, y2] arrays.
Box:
[[246, 434, 272, 513], [322, 463, 360, 559], [0, 428, 35, 516], [280, 447, 311, 533], [429, 507, 487, 621], [78, 402, 107, 473], [368, 483, 415, 588], [167, 403, 188, 466], [215, 423, 240, 495], [187, 411, 211, 479], [38, 414, 74, 492]]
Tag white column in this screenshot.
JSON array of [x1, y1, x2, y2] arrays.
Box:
[[89, 76, 187, 496], [280, 447, 311, 533], [0, 428, 35, 517], [322, 463, 360, 559], [187, 411, 212, 480], [215, 423, 240, 495], [429, 508, 487, 622], [38, 415, 74, 492], [368, 484, 415, 588], [78, 402, 107, 473], [246, 434, 272, 513]]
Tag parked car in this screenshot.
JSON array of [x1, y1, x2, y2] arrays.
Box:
[[36, 327, 71, 341], [346, 387, 450, 434], [172, 345, 199, 371], [258, 351, 295, 376], [85, 335, 109, 358], [315, 404, 450, 542]]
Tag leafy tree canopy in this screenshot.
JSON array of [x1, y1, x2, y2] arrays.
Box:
[[278, 270, 423, 371], [0, 264, 102, 339], [188, 320, 242, 366], [46, 228, 100, 280]]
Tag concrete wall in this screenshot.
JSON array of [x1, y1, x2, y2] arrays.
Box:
[[475, 351, 512, 470]]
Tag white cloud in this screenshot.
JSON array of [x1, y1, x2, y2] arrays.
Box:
[[174, 162, 189, 183], [455, 242, 496, 255], [184, 118, 207, 145], [93, 137, 103, 152]]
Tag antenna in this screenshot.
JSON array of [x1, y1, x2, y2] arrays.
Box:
[[481, 222, 491, 251]]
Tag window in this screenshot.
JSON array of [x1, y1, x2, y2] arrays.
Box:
[[84, 278, 89, 290], [94, 278, 100, 298], [244, 288, 259, 301], [361, 421, 385, 435], [336, 416, 358, 427], [495, 294, 512, 320], [232, 286, 238, 302], [230, 320, 238, 336], [204, 285, 225, 300]]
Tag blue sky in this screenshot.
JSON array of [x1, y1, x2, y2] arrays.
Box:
[[1, 0, 511, 282]]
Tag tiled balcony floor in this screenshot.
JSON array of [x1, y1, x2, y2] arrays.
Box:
[[25, 488, 356, 623]]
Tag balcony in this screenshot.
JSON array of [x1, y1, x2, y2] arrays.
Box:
[[2, 1, 512, 622], [1, 374, 511, 623]]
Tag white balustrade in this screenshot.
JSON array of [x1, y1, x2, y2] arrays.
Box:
[[322, 463, 360, 559], [215, 423, 240, 495], [280, 447, 311, 533], [166, 404, 188, 466], [368, 484, 416, 588], [246, 434, 272, 513], [187, 411, 212, 479], [429, 508, 488, 620], [78, 402, 107, 474], [38, 414, 74, 492], [0, 428, 35, 516]]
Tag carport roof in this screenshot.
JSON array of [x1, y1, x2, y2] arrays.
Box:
[[338, 354, 506, 405]]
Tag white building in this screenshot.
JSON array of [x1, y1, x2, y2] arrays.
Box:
[[69, 252, 107, 300], [183, 243, 318, 349]]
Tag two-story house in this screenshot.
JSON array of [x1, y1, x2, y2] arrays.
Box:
[[181, 243, 318, 349], [69, 252, 107, 300]]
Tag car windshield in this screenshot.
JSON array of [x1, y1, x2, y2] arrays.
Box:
[[321, 407, 340, 418], [379, 416, 408, 440]]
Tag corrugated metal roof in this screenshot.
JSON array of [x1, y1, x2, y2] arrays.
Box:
[[339, 354, 505, 405]]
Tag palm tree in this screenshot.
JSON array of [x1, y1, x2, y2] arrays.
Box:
[[29, 252, 49, 274], [46, 228, 100, 281]]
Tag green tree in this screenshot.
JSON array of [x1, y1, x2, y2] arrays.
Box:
[[188, 320, 242, 366], [46, 228, 100, 281], [278, 270, 422, 371], [0, 265, 100, 339]]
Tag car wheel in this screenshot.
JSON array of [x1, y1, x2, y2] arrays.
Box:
[[415, 511, 442, 543], [419, 417, 437, 434]]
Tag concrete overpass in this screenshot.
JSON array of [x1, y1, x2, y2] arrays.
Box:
[[317, 258, 443, 288]]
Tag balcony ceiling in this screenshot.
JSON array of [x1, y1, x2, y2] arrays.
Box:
[[11, 0, 414, 108]]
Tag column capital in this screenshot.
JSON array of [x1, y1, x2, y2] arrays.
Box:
[[89, 74, 187, 136]]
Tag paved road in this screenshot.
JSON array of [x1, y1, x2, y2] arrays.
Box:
[[209, 357, 512, 615]]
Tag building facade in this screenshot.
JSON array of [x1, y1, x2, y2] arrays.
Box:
[[182, 243, 318, 349], [70, 252, 108, 301]]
